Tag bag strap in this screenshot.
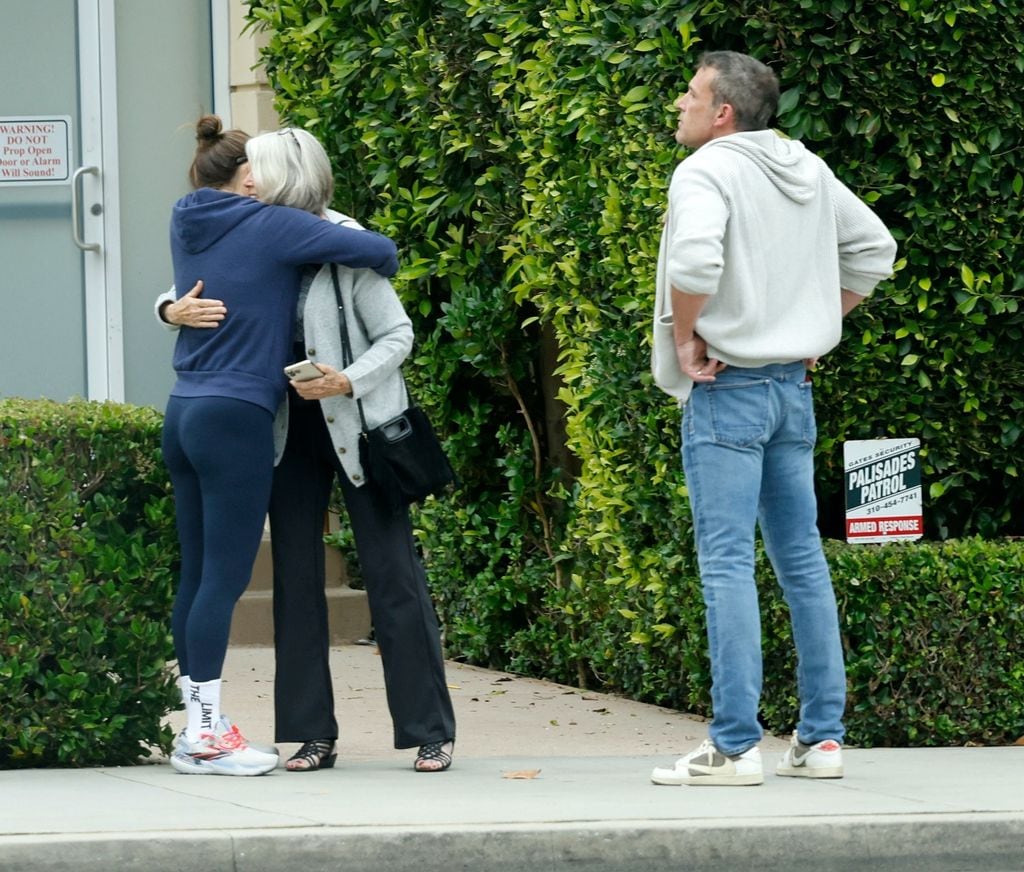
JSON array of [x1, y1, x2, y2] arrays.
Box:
[[329, 265, 416, 427], [330, 264, 371, 434]]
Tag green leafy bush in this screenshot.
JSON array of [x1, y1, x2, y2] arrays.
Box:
[[247, 0, 1024, 745], [0, 400, 178, 767], [825, 538, 1024, 746]]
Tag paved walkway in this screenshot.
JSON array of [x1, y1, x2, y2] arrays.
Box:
[[1, 646, 1021, 871]]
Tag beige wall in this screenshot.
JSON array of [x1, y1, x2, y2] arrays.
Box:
[[228, 0, 280, 135]]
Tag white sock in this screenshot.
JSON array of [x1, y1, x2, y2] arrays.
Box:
[[177, 675, 190, 707], [186, 678, 222, 741]]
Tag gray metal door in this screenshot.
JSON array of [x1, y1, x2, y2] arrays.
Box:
[[0, 0, 216, 407], [0, 1, 97, 400]]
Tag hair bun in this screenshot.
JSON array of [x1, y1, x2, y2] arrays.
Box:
[[195, 115, 224, 146]]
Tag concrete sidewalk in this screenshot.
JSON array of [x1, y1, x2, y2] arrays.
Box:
[[1, 645, 1022, 871]]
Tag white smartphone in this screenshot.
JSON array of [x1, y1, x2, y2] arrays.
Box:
[[283, 359, 325, 381]]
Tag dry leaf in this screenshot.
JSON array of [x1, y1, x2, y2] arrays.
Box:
[[1015, 735, 1024, 746], [503, 769, 542, 779], [446, 683, 462, 690]]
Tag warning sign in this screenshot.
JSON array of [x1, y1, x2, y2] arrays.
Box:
[[0, 116, 72, 186], [844, 438, 923, 543]]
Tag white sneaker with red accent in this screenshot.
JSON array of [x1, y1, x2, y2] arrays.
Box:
[[775, 731, 844, 779], [651, 738, 763, 786], [174, 716, 278, 758], [170, 718, 278, 776]]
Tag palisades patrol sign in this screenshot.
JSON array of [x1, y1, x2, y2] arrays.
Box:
[[844, 438, 923, 543]]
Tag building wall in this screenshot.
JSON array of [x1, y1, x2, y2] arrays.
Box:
[[228, 0, 280, 135], [118, 0, 217, 408]]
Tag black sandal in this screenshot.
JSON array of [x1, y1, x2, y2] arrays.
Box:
[[286, 739, 337, 772], [414, 739, 454, 772]]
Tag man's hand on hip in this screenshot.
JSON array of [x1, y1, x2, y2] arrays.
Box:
[[675, 335, 725, 382]]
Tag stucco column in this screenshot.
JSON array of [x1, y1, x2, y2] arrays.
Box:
[[229, 0, 280, 134]]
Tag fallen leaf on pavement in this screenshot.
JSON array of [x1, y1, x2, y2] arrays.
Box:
[[503, 769, 542, 779]]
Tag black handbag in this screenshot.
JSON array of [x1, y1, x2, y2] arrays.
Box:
[[330, 265, 456, 507]]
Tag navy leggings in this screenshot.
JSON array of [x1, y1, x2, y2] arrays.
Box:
[[163, 396, 274, 682]]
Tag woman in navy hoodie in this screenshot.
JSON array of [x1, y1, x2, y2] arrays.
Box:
[[164, 116, 398, 776]]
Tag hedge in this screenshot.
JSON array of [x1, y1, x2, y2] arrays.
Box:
[[247, 0, 1024, 745], [0, 400, 178, 767], [825, 538, 1024, 746]]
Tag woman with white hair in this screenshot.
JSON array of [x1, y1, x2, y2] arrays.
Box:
[[160, 125, 456, 774]]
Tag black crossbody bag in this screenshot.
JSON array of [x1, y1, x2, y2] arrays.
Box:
[[330, 265, 456, 508]]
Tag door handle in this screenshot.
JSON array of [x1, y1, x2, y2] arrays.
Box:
[[71, 165, 100, 252]]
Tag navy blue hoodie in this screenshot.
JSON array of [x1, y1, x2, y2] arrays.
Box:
[[168, 188, 399, 414]]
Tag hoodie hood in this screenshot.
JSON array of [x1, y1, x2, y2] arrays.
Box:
[[701, 130, 820, 204], [171, 187, 264, 254]]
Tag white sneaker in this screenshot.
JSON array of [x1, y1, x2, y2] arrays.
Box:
[[171, 718, 278, 776], [775, 731, 844, 779], [651, 738, 763, 786], [174, 716, 278, 757]]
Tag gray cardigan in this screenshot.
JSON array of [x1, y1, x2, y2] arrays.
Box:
[[155, 210, 412, 487]]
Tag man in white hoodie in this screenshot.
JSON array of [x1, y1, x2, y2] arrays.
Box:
[[650, 51, 896, 787]]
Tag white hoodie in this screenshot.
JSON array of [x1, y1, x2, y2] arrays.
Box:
[[652, 129, 897, 402]]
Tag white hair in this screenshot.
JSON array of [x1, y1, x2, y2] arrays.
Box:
[[245, 127, 334, 215]]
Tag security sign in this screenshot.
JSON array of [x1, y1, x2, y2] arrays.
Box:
[[844, 438, 923, 543], [0, 116, 72, 185]]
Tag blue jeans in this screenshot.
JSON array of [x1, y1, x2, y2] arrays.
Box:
[[682, 362, 846, 756]]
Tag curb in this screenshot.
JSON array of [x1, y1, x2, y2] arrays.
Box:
[[3, 813, 1022, 872]]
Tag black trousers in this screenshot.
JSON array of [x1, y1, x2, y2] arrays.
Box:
[[268, 390, 456, 748]]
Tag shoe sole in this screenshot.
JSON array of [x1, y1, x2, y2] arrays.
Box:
[[651, 771, 763, 786], [776, 764, 843, 778], [170, 755, 278, 776], [171, 761, 278, 776]]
